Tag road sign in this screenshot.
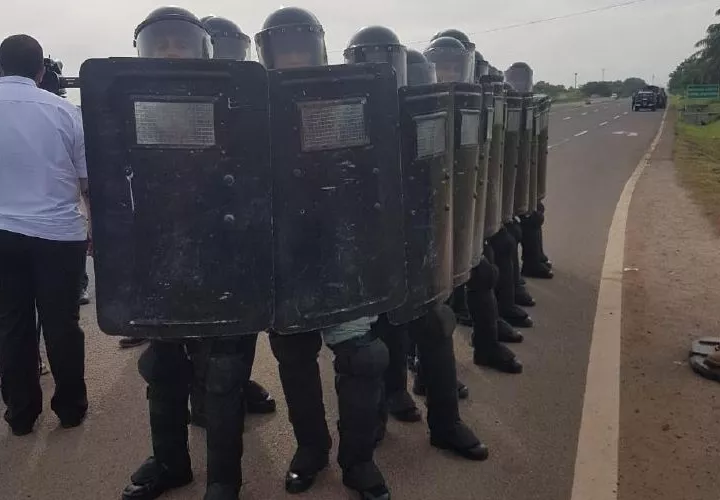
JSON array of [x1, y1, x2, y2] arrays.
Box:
[[686, 84, 720, 99]]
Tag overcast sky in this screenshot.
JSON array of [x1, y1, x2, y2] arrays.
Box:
[[1, 0, 716, 90]]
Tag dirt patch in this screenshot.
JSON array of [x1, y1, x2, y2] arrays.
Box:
[[619, 110, 720, 500]]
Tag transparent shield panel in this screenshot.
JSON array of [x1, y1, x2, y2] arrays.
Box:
[[460, 110, 480, 146], [298, 98, 369, 152], [134, 101, 215, 147], [415, 113, 447, 159]]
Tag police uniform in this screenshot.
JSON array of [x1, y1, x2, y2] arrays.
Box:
[[256, 8, 391, 500]]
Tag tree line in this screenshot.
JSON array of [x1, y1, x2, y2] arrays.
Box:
[[533, 78, 648, 98], [668, 8, 720, 93]]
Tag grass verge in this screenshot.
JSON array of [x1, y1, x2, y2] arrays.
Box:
[[674, 105, 720, 231]]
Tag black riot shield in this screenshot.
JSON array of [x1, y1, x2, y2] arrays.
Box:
[[269, 63, 406, 333], [79, 58, 273, 338], [502, 93, 522, 223], [536, 95, 551, 201], [452, 83, 482, 286], [387, 84, 454, 325], [528, 97, 541, 211], [514, 94, 534, 216], [470, 86, 492, 267], [484, 83, 506, 238]]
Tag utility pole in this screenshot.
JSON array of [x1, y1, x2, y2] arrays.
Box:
[[574, 72, 578, 89], [602, 68, 606, 81]]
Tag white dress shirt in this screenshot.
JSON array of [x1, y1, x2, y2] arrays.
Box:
[[0, 76, 87, 241]]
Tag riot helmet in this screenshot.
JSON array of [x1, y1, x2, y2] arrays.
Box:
[[344, 25, 407, 88], [134, 6, 212, 59], [432, 29, 475, 80], [475, 51, 489, 80], [255, 7, 327, 70], [423, 36, 473, 84], [505, 62, 533, 93], [202, 16, 251, 61], [406, 49, 436, 86]]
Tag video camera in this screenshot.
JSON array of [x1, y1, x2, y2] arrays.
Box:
[[38, 57, 78, 97]]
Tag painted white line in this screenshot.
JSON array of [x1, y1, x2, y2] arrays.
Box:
[[548, 138, 571, 150], [570, 107, 668, 500], [613, 115, 621, 120], [564, 116, 572, 121], [612, 131, 626, 135], [600, 121, 609, 127], [582, 112, 588, 116], [594, 109, 599, 113], [574, 130, 588, 137], [623, 111, 628, 115], [627, 132, 638, 137]]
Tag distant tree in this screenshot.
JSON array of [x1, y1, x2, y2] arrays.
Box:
[[669, 8, 720, 92], [620, 78, 648, 97], [580, 81, 613, 97], [533, 81, 567, 97]]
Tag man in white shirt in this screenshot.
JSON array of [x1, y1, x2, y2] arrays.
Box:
[[0, 34, 89, 436]]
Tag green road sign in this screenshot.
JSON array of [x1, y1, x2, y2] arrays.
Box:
[[686, 84, 720, 99]]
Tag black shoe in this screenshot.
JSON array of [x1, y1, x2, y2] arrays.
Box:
[[497, 320, 524, 344], [122, 457, 193, 500], [515, 286, 536, 307], [285, 447, 329, 494], [10, 421, 34, 436], [474, 344, 523, 374], [60, 411, 87, 429], [522, 263, 554, 279], [457, 381, 469, 400], [119, 337, 149, 349], [78, 290, 90, 305], [501, 306, 533, 328], [387, 391, 421, 422], [430, 421, 489, 461], [342, 462, 390, 500], [204, 483, 240, 500], [245, 380, 276, 414]]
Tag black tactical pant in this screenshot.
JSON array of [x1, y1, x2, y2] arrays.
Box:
[[520, 202, 547, 268], [489, 227, 520, 318], [79, 252, 89, 294], [0, 229, 87, 430], [375, 304, 461, 435], [138, 336, 254, 492], [466, 243, 500, 352], [269, 329, 388, 473]]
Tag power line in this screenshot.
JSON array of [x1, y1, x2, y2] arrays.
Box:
[[328, 0, 658, 54]]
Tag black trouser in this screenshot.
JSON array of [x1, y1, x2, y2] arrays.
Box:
[[138, 336, 254, 490], [0, 230, 87, 429], [488, 228, 517, 316], [79, 252, 89, 293], [466, 243, 500, 352]]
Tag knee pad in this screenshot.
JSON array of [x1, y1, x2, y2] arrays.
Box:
[[138, 341, 192, 387], [469, 257, 499, 290], [206, 353, 250, 396], [333, 337, 389, 378], [537, 201, 546, 214], [269, 330, 322, 364], [424, 304, 456, 339]]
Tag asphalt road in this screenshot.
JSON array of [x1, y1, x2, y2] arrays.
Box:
[[0, 99, 664, 500]]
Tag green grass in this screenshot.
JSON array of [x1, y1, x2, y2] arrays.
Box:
[[674, 106, 720, 231]]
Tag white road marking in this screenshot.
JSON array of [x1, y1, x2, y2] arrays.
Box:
[[627, 132, 638, 137], [582, 112, 588, 116], [564, 116, 572, 121], [548, 138, 571, 149], [600, 121, 609, 126], [594, 109, 599, 113], [570, 108, 668, 500], [574, 130, 588, 137], [612, 131, 626, 135], [614, 115, 621, 120], [623, 111, 628, 115]]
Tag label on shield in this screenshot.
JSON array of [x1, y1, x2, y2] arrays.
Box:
[[415, 112, 447, 159], [486, 108, 495, 140], [134, 101, 216, 147], [525, 107, 535, 131], [494, 98, 505, 126], [507, 109, 521, 132], [460, 110, 481, 146], [298, 97, 370, 152]]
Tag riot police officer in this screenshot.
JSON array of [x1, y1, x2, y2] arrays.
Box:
[[256, 8, 391, 500], [120, 7, 256, 500], [186, 14, 276, 428], [344, 30, 488, 462]]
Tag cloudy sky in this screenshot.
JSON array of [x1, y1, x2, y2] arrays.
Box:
[[1, 0, 716, 90]]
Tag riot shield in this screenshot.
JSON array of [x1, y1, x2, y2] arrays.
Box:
[[452, 83, 482, 286], [388, 83, 455, 325], [514, 94, 534, 216], [269, 63, 406, 333], [79, 58, 273, 338], [470, 86, 492, 267], [536, 95, 551, 201], [502, 93, 522, 223], [484, 83, 506, 238], [528, 97, 541, 211]]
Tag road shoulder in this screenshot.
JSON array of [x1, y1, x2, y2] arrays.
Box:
[[619, 109, 720, 500]]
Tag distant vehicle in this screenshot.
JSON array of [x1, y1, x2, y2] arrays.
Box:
[[641, 85, 667, 109], [611, 92, 618, 99], [632, 90, 657, 111]]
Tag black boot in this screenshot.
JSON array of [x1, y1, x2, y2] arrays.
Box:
[[122, 457, 193, 500], [503, 305, 534, 328], [245, 380, 276, 414], [537, 201, 553, 268], [270, 332, 331, 494], [332, 334, 391, 500], [497, 319, 524, 343], [474, 343, 523, 374], [521, 211, 554, 279], [411, 304, 487, 461], [374, 316, 421, 423], [507, 221, 536, 307], [412, 362, 468, 400], [490, 228, 533, 326]]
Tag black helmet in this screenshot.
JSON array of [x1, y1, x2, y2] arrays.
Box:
[[423, 36, 473, 84], [202, 16, 251, 60], [432, 28, 476, 52], [474, 51, 489, 80], [134, 6, 212, 59], [344, 26, 407, 88], [406, 49, 436, 86], [255, 7, 326, 69], [505, 62, 533, 93]]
